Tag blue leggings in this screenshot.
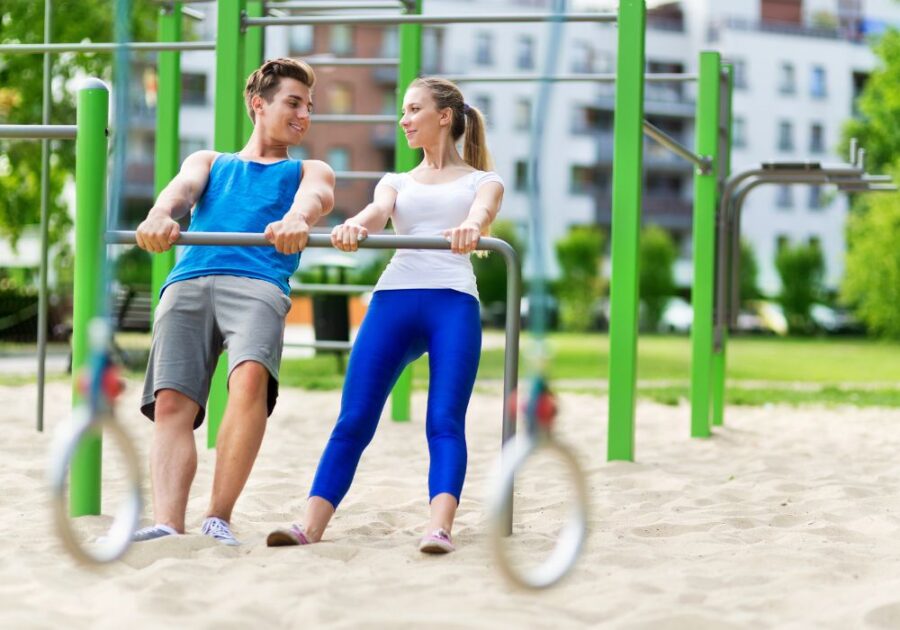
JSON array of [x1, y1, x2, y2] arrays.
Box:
[[309, 289, 482, 509]]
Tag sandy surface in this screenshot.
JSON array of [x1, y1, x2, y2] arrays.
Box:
[[3, 379, 900, 629]]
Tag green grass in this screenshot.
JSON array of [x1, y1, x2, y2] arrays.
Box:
[[276, 333, 900, 407]]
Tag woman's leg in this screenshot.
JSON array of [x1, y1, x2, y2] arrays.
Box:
[[421, 290, 482, 535], [303, 291, 426, 540]]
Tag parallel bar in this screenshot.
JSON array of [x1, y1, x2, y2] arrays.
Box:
[[445, 72, 697, 83], [284, 340, 353, 351], [606, 0, 645, 462], [335, 170, 385, 180], [293, 283, 374, 295], [36, 0, 53, 433], [313, 114, 395, 123], [689, 51, 721, 439], [245, 12, 617, 26], [305, 56, 398, 66], [0, 41, 215, 54], [642, 120, 711, 174], [270, 1, 403, 9], [0, 125, 77, 139]]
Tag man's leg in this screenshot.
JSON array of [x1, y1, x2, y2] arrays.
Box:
[[150, 389, 201, 532], [206, 360, 270, 523]]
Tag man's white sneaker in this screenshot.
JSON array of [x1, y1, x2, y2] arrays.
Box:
[[132, 524, 178, 542], [201, 517, 241, 546]]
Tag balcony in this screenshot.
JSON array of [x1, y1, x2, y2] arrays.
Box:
[[593, 195, 693, 230]]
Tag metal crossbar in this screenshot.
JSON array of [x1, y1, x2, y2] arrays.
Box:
[[0, 41, 215, 54], [244, 12, 617, 26], [0, 125, 77, 139]]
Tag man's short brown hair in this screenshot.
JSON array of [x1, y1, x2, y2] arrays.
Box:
[[244, 57, 316, 123]]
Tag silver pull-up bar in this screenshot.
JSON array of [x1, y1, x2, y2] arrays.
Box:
[[244, 12, 618, 27], [0, 125, 78, 140]]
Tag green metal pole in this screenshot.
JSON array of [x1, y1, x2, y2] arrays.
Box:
[[70, 79, 110, 516], [689, 51, 721, 438], [390, 0, 422, 423], [242, 0, 264, 143], [606, 0, 645, 462], [151, 2, 181, 314], [208, 0, 247, 448], [711, 62, 733, 428]]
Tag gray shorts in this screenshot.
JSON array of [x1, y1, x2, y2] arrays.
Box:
[[140, 275, 292, 429]]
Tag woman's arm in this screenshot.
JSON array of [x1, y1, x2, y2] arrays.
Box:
[[331, 182, 398, 252], [444, 181, 504, 254]]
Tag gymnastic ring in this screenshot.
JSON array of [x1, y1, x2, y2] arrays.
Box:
[[490, 433, 588, 590], [48, 406, 142, 565]]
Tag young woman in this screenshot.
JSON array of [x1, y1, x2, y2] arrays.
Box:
[[267, 77, 504, 554]]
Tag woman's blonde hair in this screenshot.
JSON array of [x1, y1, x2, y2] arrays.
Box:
[[409, 76, 493, 172]]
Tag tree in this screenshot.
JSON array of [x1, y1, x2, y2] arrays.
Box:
[[0, 2, 158, 247], [775, 242, 825, 334], [842, 186, 900, 338], [638, 224, 676, 331], [554, 225, 604, 332], [739, 239, 760, 304], [838, 26, 900, 338]]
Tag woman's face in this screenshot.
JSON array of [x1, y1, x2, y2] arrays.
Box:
[[399, 86, 451, 149]]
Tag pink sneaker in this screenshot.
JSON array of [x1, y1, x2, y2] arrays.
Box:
[[266, 524, 311, 547], [419, 528, 455, 554]]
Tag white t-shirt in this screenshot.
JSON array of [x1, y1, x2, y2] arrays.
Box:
[[374, 170, 504, 300]]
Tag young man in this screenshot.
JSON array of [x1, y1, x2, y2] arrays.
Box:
[[132, 58, 334, 545]]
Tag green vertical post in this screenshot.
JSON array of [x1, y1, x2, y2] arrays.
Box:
[[689, 51, 721, 438], [242, 0, 264, 143], [208, 0, 246, 448], [606, 0, 646, 462], [152, 2, 181, 314], [711, 62, 733, 427], [390, 0, 422, 423], [70, 79, 110, 516]]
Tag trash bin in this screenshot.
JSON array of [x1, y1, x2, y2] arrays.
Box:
[[304, 255, 357, 372]]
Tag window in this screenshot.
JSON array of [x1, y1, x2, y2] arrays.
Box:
[[329, 83, 353, 114], [571, 41, 595, 73], [515, 98, 532, 131], [327, 147, 350, 172], [380, 91, 395, 115], [289, 145, 309, 161], [181, 73, 207, 105], [514, 160, 529, 191], [330, 25, 353, 55], [777, 120, 794, 152], [778, 62, 795, 94], [732, 59, 748, 89], [517, 35, 535, 70], [422, 27, 442, 74], [380, 28, 398, 57], [808, 185, 823, 209], [572, 106, 610, 134], [776, 235, 790, 252], [289, 25, 314, 55], [571, 166, 606, 195], [810, 65, 827, 98], [473, 95, 492, 128], [732, 116, 747, 148], [809, 123, 825, 153], [776, 185, 793, 209], [475, 32, 493, 66], [179, 137, 205, 163]]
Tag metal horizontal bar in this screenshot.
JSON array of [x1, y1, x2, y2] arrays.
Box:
[[0, 125, 77, 139], [0, 41, 215, 54], [313, 114, 395, 123], [641, 120, 711, 174], [269, 1, 403, 10], [245, 12, 618, 27], [305, 56, 398, 66], [181, 7, 206, 21], [292, 283, 374, 295], [836, 183, 898, 191], [106, 231, 512, 255], [335, 170, 385, 180], [444, 72, 697, 83]]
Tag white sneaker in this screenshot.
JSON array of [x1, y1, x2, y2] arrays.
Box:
[[132, 524, 178, 542], [201, 517, 241, 546]]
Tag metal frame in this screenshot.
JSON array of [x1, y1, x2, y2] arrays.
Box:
[[269, 1, 404, 10], [444, 73, 698, 83], [0, 125, 77, 139], [244, 12, 618, 26], [0, 41, 215, 54]]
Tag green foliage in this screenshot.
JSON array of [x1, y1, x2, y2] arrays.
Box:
[[739, 239, 760, 302], [775, 242, 825, 334], [0, 2, 158, 246], [638, 225, 676, 330], [554, 225, 604, 332], [114, 245, 151, 287], [472, 220, 524, 306], [348, 251, 392, 285], [840, 29, 900, 173], [841, 189, 900, 338]]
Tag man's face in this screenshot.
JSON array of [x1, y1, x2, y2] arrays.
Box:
[[254, 78, 313, 145]]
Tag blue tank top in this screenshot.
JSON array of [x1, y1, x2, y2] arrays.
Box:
[[162, 153, 302, 296]]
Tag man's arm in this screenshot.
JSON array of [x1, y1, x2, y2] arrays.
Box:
[[135, 150, 218, 253], [265, 159, 336, 254]]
